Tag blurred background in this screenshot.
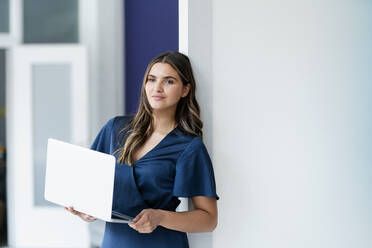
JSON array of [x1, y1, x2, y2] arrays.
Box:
[[0, 0, 372, 247]]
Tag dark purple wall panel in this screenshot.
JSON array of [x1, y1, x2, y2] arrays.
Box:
[[125, 0, 179, 114]]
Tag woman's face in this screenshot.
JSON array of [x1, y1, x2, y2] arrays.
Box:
[[145, 62, 190, 113]]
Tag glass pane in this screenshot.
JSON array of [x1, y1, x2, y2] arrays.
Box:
[[0, 0, 9, 33], [32, 64, 72, 207], [23, 0, 79, 43]]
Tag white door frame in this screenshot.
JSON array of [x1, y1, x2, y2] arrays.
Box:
[[6, 45, 90, 247]]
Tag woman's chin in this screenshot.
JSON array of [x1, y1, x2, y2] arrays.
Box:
[[150, 104, 177, 113]]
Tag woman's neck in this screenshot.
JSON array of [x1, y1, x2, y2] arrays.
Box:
[[152, 110, 177, 135]]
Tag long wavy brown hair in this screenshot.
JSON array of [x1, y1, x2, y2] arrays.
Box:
[[116, 51, 203, 165]]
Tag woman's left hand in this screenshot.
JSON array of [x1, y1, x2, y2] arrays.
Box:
[[129, 209, 164, 233]]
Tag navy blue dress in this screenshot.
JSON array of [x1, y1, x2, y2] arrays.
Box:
[[90, 116, 219, 248]]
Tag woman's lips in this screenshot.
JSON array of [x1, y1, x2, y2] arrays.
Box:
[[152, 96, 165, 100]]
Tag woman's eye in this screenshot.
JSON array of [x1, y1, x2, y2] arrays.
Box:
[[147, 78, 155, 82], [164, 79, 174, 84]]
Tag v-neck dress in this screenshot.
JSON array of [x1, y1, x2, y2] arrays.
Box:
[[90, 115, 219, 248]]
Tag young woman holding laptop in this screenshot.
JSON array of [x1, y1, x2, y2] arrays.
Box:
[[66, 51, 219, 247]]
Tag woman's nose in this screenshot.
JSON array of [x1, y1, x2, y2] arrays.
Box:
[[154, 80, 163, 92]]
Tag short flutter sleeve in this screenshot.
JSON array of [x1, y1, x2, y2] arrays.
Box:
[[173, 136, 219, 200], [90, 117, 115, 153]]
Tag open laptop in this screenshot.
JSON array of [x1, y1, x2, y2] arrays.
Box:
[[45, 138, 133, 223]]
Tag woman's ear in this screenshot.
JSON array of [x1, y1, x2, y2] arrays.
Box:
[[182, 83, 191, 98]]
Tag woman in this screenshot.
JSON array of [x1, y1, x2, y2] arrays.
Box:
[[66, 51, 219, 247]]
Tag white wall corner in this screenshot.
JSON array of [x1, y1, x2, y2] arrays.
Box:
[[179, 0, 214, 247]]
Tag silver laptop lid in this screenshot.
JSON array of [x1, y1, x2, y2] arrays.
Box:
[[45, 138, 116, 222]]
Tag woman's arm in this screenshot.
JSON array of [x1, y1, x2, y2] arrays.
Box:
[[128, 196, 217, 233]]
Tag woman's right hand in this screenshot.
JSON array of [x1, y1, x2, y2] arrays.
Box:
[[64, 206, 97, 222]]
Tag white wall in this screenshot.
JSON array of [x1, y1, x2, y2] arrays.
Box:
[[187, 0, 372, 247], [180, 0, 214, 247], [83, 0, 124, 142]]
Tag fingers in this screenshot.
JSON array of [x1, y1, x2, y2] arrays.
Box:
[[129, 210, 146, 230], [81, 213, 97, 222], [132, 210, 144, 223], [64, 206, 96, 222], [133, 213, 149, 228], [129, 210, 155, 233], [65, 206, 80, 215]]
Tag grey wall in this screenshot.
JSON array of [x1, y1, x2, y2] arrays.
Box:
[[212, 1, 372, 247], [184, 1, 214, 247], [0, 50, 5, 145]]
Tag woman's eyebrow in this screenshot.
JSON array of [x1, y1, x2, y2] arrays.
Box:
[[148, 74, 178, 80], [163, 76, 177, 80]]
